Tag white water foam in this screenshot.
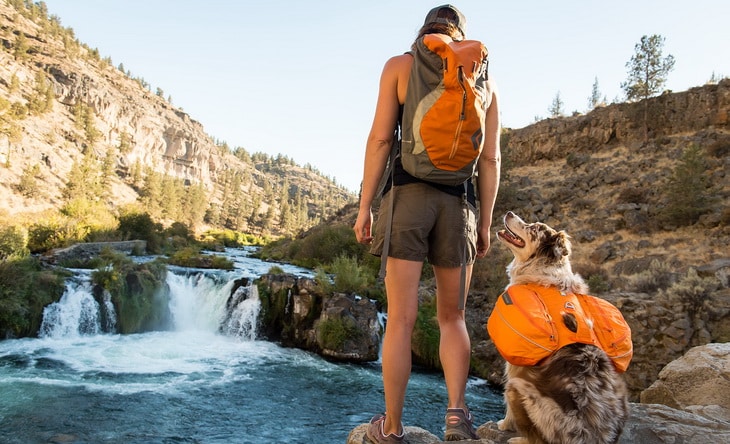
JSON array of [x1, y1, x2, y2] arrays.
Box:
[[39, 273, 105, 338]]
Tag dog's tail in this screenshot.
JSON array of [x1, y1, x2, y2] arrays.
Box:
[[510, 345, 629, 444]]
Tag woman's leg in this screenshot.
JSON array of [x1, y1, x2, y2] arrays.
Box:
[[380, 257, 423, 435], [434, 264, 474, 410]]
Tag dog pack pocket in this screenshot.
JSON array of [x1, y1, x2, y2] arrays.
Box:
[[487, 286, 558, 367], [576, 294, 633, 372]]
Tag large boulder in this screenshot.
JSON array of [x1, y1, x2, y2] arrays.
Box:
[[255, 274, 381, 362], [640, 342, 730, 422]]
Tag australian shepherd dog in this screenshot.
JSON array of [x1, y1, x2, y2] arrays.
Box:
[[494, 211, 629, 444]]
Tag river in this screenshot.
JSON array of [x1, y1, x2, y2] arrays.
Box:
[[0, 248, 503, 443]]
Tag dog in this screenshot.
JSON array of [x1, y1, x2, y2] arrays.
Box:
[[494, 211, 629, 444]]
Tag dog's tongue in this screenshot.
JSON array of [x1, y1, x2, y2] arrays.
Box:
[[498, 229, 525, 248]]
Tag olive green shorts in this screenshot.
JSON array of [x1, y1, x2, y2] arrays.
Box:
[[370, 182, 477, 268]]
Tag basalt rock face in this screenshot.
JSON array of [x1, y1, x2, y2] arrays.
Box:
[[506, 79, 730, 164], [255, 274, 381, 362], [47, 65, 220, 187]]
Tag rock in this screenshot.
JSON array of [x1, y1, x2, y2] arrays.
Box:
[[640, 343, 730, 422], [347, 403, 730, 444], [620, 403, 730, 444], [256, 274, 381, 362], [44, 240, 147, 264], [314, 293, 380, 362], [347, 424, 443, 444]]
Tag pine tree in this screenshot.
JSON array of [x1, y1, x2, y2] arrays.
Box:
[[660, 145, 711, 227], [13, 32, 29, 60], [548, 91, 563, 117], [587, 77, 602, 110], [621, 34, 675, 102]]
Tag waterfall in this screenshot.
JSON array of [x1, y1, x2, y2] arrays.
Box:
[[165, 270, 259, 338], [220, 284, 260, 340], [39, 272, 109, 338], [38, 266, 262, 340]]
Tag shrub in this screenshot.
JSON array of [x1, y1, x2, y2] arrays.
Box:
[[200, 228, 267, 248], [167, 247, 234, 269], [117, 211, 163, 253], [0, 224, 29, 259], [17, 164, 41, 197], [412, 296, 440, 368], [573, 263, 611, 294], [0, 256, 69, 338], [314, 267, 333, 294], [92, 253, 169, 334], [662, 268, 720, 344], [317, 316, 362, 350], [471, 248, 511, 296], [27, 216, 89, 253], [617, 187, 649, 204], [625, 260, 674, 293], [258, 223, 366, 270], [658, 144, 712, 227], [329, 254, 372, 294]]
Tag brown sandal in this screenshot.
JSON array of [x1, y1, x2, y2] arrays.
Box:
[[366, 414, 405, 443]]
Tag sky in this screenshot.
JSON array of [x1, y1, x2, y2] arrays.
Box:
[[41, 0, 730, 193]]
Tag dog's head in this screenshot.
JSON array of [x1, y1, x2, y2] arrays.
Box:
[[497, 212, 585, 292], [497, 211, 571, 263]]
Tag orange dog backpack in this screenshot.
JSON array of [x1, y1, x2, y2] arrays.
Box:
[[487, 284, 633, 372], [400, 33, 490, 187]]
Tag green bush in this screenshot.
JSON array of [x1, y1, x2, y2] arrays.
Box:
[[329, 254, 373, 294], [573, 263, 611, 294], [27, 216, 89, 253], [317, 316, 362, 350], [91, 252, 169, 334], [267, 265, 286, 275], [625, 260, 674, 293], [0, 224, 29, 259], [412, 296, 440, 368], [167, 246, 234, 270], [201, 228, 268, 248], [258, 223, 367, 270], [0, 256, 69, 338], [314, 267, 333, 294], [658, 144, 712, 227], [118, 211, 163, 253]]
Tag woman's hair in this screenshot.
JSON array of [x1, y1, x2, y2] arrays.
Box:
[[412, 8, 464, 49]]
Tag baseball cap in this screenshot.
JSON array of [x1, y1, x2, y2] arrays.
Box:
[[423, 4, 467, 37]]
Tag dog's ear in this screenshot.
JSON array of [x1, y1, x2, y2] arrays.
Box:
[[553, 231, 571, 258]]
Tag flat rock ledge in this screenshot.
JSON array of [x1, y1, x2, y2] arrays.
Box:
[[347, 404, 730, 444]]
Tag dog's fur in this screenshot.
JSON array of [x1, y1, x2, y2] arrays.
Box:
[[495, 211, 629, 444]]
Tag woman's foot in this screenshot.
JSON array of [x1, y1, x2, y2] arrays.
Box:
[[366, 414, 405, 443], [444, 407, 478, 441]]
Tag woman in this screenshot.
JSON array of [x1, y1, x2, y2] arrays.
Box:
[[353, 4, 501, 443]]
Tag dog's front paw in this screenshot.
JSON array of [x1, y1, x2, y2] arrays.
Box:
[[497, 418, 515, 431], [507, 438, 529, 444]]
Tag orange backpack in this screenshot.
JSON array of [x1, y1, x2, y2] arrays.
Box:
[[487, 284, 633, 372], [400, 33, 490, 187]]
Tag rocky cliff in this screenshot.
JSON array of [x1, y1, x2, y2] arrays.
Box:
[[0, 1, 353, 234]]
